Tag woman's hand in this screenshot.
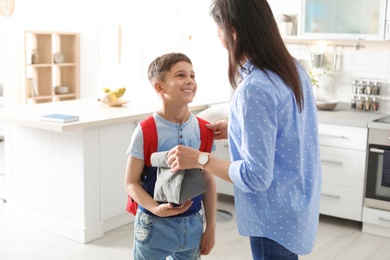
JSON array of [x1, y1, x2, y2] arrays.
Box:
[[167, 145, 200, 172], [206, 119, 228, 140]]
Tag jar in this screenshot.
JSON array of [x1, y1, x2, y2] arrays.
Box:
[[352, 80, 360, 94], [357, 82, 365, 94], [372, 82, 381, 95], [351, 96, 357, 110], [372, 97, 380, 111], [365, 97, 372, 111], [365, 82, 373, 95], [357, 96, 365, 110]]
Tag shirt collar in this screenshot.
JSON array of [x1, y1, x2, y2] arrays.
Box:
[[239, 60, 255, 80]]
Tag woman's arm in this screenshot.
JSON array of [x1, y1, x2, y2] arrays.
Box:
[[167, 145, 232, 183]]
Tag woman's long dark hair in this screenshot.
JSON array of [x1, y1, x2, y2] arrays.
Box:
[[210, 0, 304, 111]]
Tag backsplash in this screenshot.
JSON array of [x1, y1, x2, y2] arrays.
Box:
[[286, 41, 390, 114]]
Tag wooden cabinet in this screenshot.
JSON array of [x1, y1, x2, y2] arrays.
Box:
[[24, 31, 79, 104], [318, 123, 368, 221]]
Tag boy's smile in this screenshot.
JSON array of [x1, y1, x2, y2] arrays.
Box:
[[157, 61, 197, 104]]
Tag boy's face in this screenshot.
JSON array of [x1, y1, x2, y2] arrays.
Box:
[[156, 61, 197, 104]]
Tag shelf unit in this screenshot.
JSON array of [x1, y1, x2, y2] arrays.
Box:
[[24, 31, 80, 104]]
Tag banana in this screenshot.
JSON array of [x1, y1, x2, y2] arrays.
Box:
[[114, 87, 126, 98], [108, 92, 118, 103], [102, 87, 111, 93]]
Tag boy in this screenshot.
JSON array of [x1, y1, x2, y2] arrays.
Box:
[[124, 52, 216, 259]]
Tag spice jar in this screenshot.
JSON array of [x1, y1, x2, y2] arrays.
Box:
[[357, 82, 365, 94], [372, 82, 381, 95], [365, 97, 372, 111], [372, 97, 380, 111], [365, 82, 373, 95], [357, 96, 365, 110], [351, 96, 357, 110], [352, 80, 360, 94]]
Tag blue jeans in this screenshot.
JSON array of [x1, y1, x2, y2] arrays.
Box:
[[133, 209, 203, 260], [250, 237, 298, 260]]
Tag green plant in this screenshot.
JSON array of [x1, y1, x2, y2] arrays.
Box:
[[308, 69, 328, 88]]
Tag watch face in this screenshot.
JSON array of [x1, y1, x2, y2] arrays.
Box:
[[198, 153, 209, 165], [53, 52, 64, 63]]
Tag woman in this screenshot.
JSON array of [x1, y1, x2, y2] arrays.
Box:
[[167, 0, 321, 259]]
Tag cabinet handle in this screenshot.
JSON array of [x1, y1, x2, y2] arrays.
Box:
[[223, 144, 229, 148], [321, 159, 342, 165], [319, 134, 348, 139], [379, 217, 390, 223], [370, 148, 384, 154], [321, 193, 340, 199]]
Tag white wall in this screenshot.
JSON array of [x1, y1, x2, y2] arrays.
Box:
[[0, 0, 231, 106]]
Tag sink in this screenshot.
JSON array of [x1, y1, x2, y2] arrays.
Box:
[[316, 99, 338, 111]]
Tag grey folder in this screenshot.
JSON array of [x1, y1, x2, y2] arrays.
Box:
[[151, 151, 207, 204]]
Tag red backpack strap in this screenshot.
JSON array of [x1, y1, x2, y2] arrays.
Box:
[[197, 116, 214, 152], [140, 115, 158, 166]]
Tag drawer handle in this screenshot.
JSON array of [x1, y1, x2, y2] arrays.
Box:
[[321, 159, 342, 165], [320, 134, 348, 139], [223, 144, 229, 148], [370, 148, 384, 154], [321, 193, 340, 199], [379, 217, 390, 223]]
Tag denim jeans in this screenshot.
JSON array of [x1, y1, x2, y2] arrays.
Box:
[[133, 209, 203, 260], [250, 237, 298, 260]]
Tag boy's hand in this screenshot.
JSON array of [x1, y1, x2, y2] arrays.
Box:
[[199, 227, 215, 255], [153, 200, 193, 217]]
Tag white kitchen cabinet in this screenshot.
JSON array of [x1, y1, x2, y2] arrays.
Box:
[[318, 123, 368, 221], [269, 0, 390, 41], [3, 120, 136, 243], [302, 0, 388, 41], [362, 206, 390, 238], [211, 139, 234, 196]]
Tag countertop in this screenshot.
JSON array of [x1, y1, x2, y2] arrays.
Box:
[[0, 99, 387, 133], [0, 98, 212, 132], [316, 102, 386, 128]]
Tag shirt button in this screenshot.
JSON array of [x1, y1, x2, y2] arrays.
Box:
[[179, 135, 182, 138]]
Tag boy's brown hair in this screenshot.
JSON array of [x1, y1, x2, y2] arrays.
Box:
[[147, 53, 192, 84]]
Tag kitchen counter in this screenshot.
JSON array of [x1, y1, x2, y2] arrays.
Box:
[[317, 102, 386, 128], [0, 98, 210, 132], [0, 98, 213, 243]]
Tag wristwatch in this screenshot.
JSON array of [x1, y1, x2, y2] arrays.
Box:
[[198, 153, 210, 171]]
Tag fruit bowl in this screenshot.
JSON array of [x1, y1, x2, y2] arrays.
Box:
[[103, 99, 130, 107], [98, 87, 127, 106], [316, 99, 338, 111]]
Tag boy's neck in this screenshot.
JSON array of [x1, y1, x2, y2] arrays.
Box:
[[157, 106, 191, 124]]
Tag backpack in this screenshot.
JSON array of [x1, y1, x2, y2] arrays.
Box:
[[126, 115, 214, 215]]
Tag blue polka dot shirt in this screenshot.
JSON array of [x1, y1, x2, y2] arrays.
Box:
[[228, 61, 322, 255]]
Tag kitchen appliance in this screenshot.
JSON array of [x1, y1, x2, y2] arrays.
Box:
[[277, 14, 297, 36], [365, 116, 390, 211]]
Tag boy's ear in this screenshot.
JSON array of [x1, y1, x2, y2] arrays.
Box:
[[153, 81, 164, 93]]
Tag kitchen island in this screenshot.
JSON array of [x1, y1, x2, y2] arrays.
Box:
[[0, 98, 210, 243]]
